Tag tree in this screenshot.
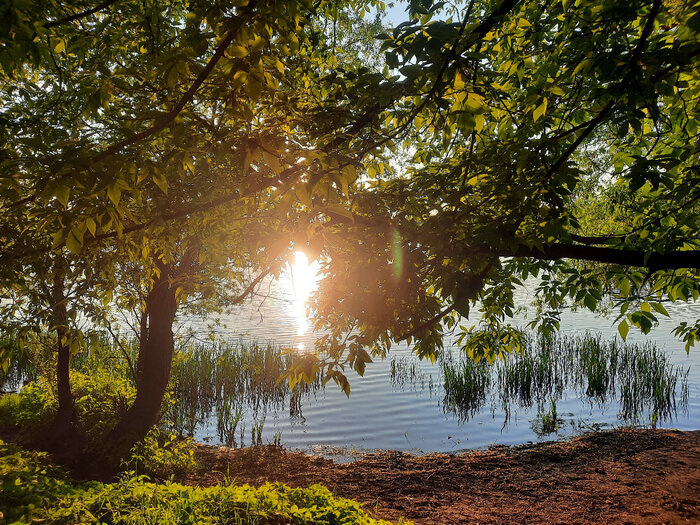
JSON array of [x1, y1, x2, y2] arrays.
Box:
[[292, 0, 700, 383], [0, 0, 387, 466]]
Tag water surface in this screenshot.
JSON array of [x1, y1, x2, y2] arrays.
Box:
[[181, 269, 699, 454]]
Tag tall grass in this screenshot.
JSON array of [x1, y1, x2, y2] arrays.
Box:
[[3, 329, 690, 446], [168, 341, 322, 446], [390, 355, 435, 393], [442, 356, 491, 422], [441, 333, 689, 428]]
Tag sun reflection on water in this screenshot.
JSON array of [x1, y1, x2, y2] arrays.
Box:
[[283, 251, 319, 339]]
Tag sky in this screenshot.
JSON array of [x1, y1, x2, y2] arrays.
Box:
[[376, 1, 464, 28], [384, 1, 411, 26]]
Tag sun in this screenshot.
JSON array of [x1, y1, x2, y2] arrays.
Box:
[[287, 251, 319, 335]]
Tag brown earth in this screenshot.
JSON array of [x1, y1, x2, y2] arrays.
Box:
[[179, 429, 700, 525]]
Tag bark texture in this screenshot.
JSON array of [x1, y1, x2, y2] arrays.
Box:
[[46, 271, 76, 445], [103, 259, 177, 464]]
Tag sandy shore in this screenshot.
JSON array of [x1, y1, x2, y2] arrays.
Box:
[[179, 428, 700, 524]]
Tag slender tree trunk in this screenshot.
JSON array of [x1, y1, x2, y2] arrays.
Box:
[[47, 271, 76, 444], [103, 259, 177, 464]]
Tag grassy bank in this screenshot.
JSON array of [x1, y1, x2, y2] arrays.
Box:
[[0, 440, 400, 524]]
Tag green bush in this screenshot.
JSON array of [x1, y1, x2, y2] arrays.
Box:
[[0, 370, 134, 442], [0, 441, 401, 525], [0, 379, 57, 431], [127, 428, 197, 480], [71, 369, 136, 442], [0, 368, 199, 479]]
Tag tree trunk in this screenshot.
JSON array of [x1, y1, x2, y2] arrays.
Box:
[[103, 259, 177, 465], [46, 271, 77, 445]]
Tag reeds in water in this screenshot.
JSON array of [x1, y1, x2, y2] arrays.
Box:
[[168, 341, 322, 446], [442, 356, 491, 421], [441, 333, 689, 427]]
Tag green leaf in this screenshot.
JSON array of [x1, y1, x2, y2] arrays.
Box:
[[86, 218, 97, 236], [618, 319, 629, 340], [107, 184, 121, 207], [228, 45, 248, 58], [619, 278, 631, 298], [649, 302, 669, 317], [152, 174, 168, 195], [533, 98, 548, 122], [583, 293, 596, 311], [54, 184, 70, 207], [245, 74, 263, 101], [66, 230, 82, 254], [52, 229, 66, 249]]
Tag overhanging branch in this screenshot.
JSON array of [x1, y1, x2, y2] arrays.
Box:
[[45, 0, 119, 29], [483, 242, 700, 271]]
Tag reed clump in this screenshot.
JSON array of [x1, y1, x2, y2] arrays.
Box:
[[441, 333, 689, 428], [168, 341, 322, 447], [442, 356, 491, 421]]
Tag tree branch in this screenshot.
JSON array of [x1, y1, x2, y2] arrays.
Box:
[[230, 269, 272, 305], [482, 242, 700, 271], [45, 0, 119, 29], [396, 303, 456, 342], [546, 0, 663, 176], [90, 28, 239, 164], [4, 10, 253, 210]]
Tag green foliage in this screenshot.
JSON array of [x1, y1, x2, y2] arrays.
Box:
[[72, 370, 136, 442], [1, 0, 698, 408], [438, 333, 688, 425], [0, 380, 57, 432], [126, 428, 197, 480], [0, 369, 134, 441], [302, 0, 700, 383], [0, 441, 399, 525]]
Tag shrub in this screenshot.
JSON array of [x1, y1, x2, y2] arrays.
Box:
[[0, 441, 401, 525], [127, 428, 197, 480], [0, 379, 57, 432], [0, 368, 199, 479], [71, 369, 136, 442], [0, 370, 135, 442]]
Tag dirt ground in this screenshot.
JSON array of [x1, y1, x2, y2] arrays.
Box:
[[180, 429, 700, 524]]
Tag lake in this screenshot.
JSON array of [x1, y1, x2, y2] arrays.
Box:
[[180, 262, 699, 455]]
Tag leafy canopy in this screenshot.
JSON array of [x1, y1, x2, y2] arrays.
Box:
[[1, 0, 699, 394], [295, 0, 700, 386]]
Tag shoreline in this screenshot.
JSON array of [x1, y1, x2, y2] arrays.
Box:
[[179, 428, 700, 524]]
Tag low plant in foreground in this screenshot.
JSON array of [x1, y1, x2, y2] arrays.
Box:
[[0, 369, 195, 479], [0, 441, 400, 524], [126, 428, 197, 480]]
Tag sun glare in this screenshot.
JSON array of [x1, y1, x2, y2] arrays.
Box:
[[287, 251, 319, 336]]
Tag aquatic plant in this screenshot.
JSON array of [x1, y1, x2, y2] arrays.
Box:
[[390, 355, 428, 389], [440, 333, 689, 426], [167, 341, 323, 441], [441, 356, 491, 422], [535, 399, 559, 436]]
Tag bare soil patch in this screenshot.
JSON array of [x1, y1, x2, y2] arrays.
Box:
[[180, 429, 700, 524]]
